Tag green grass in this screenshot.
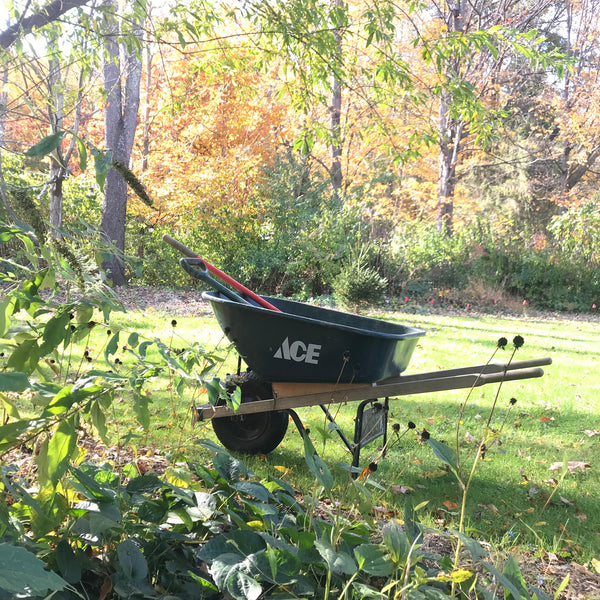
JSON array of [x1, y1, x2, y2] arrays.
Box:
[[7, 302, 597, 564], [106, 305, 599, 563]]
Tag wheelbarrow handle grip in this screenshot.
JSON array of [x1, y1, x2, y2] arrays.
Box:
[[180, 258, 251, 306], [163, 234, 197, 258], [163, 234, 282, 312]]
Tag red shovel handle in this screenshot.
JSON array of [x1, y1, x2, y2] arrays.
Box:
[[162, 234, 281, 312]]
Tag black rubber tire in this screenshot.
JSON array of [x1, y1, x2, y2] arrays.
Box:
[[211, 372, 289, 455]]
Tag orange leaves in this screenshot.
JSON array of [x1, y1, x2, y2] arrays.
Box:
[[134, 48, 292, 225]]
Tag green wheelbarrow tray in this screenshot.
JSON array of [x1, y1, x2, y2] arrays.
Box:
[[203, 290, 426, 384]]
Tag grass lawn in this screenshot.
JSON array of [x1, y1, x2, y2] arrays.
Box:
[[101, 301, 600, 565]]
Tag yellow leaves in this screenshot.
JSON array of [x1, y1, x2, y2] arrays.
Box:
[[436, 569, 474, 583]]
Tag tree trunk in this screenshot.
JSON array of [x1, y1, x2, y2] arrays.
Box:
[[330, 0, 343, 199], [141, 10, 153, 174], [49, 157, 64, 232], [101, 3, 142, 286], [48, 55, 65, 237], [0, 66, 17, 221], [436, 1, 467, 237], [437, 93, 464, 236]]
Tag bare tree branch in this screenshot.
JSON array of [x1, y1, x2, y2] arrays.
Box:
[[0, 0, 92, 50]]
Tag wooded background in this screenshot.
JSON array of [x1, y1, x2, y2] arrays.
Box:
[[1, 0, 599, 310]]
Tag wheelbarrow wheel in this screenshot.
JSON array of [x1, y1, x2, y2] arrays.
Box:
[[212, 372, 288, 455]]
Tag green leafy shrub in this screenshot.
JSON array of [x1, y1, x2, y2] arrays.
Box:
[[333, 260, 387, 311], [0, 229, 572, 600]]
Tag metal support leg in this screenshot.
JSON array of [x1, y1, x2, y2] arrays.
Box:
[[319, 404, 354, 454], [352, 398, 389, 473]]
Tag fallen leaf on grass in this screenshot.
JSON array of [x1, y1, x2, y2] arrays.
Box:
[[391, 485, 414, 494], [478, 503, 499, 515], [443, 500, 459, 510], [575, 509, 587, 522], [592, 558, 600, 574], [540, 415, 555, 422], [550, 461, 591, 474], [583, 429, 600, 437]]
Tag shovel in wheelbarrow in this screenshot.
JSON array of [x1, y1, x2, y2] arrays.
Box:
[[162, 234, 280, 312]]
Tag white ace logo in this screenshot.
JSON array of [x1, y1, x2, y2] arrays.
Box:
[[273, 337, 322, 365]]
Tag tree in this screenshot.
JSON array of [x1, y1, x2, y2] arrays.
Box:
[[425, 0, 566, 235], [100, 0, 143, 286]]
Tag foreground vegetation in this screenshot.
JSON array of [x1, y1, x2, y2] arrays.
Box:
[[1, 224, 599, 599]]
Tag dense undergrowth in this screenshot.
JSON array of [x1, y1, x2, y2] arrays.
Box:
[[0, 221, 586, 599]]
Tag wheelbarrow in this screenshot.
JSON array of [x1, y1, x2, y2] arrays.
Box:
[[165, 236, 551, 469]]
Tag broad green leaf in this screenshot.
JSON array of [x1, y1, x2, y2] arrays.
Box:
[[126, 473, 163, 494], [205, 377, 225, 406], [0, 372, 30, 392], [36, 437, 49, 487], [29, 487, 68, 538], [138, 340, 152, 357], [404, 498, 423, 545], [6, 339, 39, 375], [127, 331, 139, 348], [0, 294, 16, 337], [92, 148, 112, 190], [382, 519, 410, 563], [104, 330, 120, 362], [188, 571, 219, 593], [0, 543, 68, 594], [231, 481, 272, 503], [352, 582, 386, 599], [481, 561, 529, 600], [44, 385, 75, 415], [0, 392, 20, 418], [47, 418, 77, 486], [132, 390, 150, 429], [209, 553, 241, 589], [451, 530, 487, 561], [227, 569, 263, 600], [354, 544, 394, 576], [314, 538, 356, 575], [427, 437, 459, 474], [76, 136, 87, 171], [230, 385, 242, 410], [39, 310, 70, 356], [117, 539, 148, 581], [137, 499, 167, 523], [55, 540, 82, 584], [553, 574, 570, 600], [303, 434, 333, 490], [502, 554, 531, 600], [24, 132, 65, 157], [90, 400, 108, 442], [0, 418, 42, 451]]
